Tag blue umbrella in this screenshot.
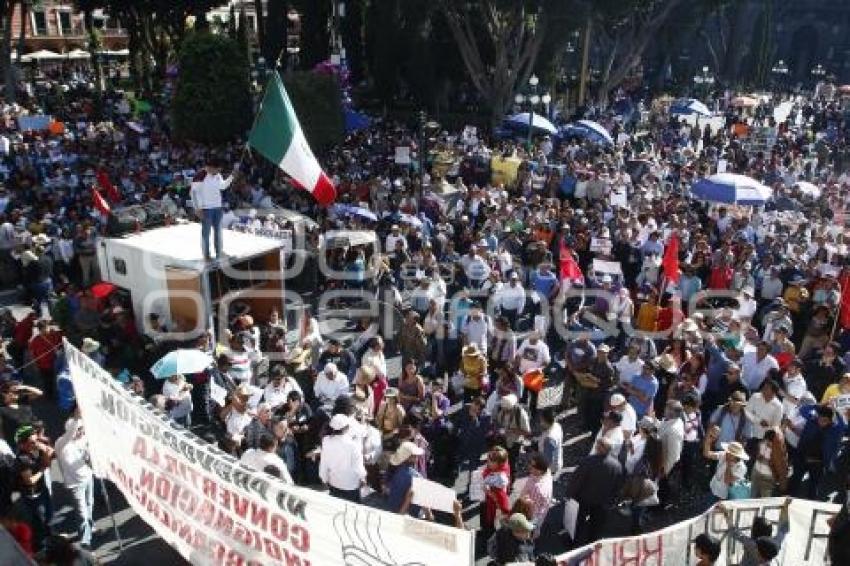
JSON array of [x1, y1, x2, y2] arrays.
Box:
[[690, 173, 772, 206], [332, 204, 378, 222], [504, 112, 558, 135], [344, 109, 371, 133], [670, 98, 712, 117], [561, 120, 614, 145], [150, 349, 213, 379]]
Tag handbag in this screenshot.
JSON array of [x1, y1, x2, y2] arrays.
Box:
[[522, 369, 545, 393], [728, 480, 751, 500]]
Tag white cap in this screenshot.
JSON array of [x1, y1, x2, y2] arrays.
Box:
[[329, 414, 350, 431]]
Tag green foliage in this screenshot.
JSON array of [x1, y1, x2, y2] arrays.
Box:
[[281, 71, 344, 150], [171, 32, 253, 144]]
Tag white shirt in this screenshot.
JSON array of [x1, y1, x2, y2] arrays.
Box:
[[615, 403, 638, 435], [516, 339, 550, 374], [57, 437, 93, 488], [741, 352, 779, 392], [659, 418, 685, 476], [226, 408, 253, 438], [625, 433, 647, 475], [591, 425, 624, 457], [709, 457, 747, 499], [319, 434, 367, 490], [240, 449, 293, 483], [615, 356, 644, 386], [538, 422, 563, 473], [385, 233, 406, 252], [190, 172, 232, 210], [744, 392, 783, 439], [263, 379, 303, 410], [314, 371, 349, 404], [462, 315, 492, 353], [499, 283, 526, 311]]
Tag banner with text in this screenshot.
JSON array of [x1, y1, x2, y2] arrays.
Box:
[[546, 497, 837, 566], [65, 340, 473, 566]]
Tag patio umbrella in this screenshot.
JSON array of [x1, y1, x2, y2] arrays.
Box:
[[794, 181, 822, 198], [690, 173, 772, 206], [670, 98, 712, 117], [731, 96, 759, 108], [504, 112, 558, 135], [331, 203, 378, 222], [150, 349, 213, 379], [564, 120, 614, 145]]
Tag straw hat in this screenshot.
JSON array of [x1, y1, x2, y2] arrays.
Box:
[[722, 441, 749, 461], [389, 440, 425, 466], [81, 337, 100, 353], [654, 353, 678, 373]]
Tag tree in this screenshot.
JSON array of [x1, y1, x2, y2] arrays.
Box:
[[439, 0, 554, 128], [282, 71, 344, 150], [171, 32, 253, 144]]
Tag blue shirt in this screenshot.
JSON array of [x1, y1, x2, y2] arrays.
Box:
[[532, 271, 558, 297], [387, 464, 421, 515], [628, 375, 659, 418]]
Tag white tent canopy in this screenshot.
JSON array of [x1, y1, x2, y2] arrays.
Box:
[[20, 49, 63, 62], [65, 49, 91, 60]]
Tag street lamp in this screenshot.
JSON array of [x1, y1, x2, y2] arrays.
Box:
[[811, 64, 827, 79], [771, 59, 789, 75], [693, 65, 715, 96], [515, 74, 551, 150]]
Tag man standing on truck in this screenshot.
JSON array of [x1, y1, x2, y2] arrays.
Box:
[[190, 157, 238, 262]]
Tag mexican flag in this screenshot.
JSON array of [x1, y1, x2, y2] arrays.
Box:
[[248, 73, 336, 206]]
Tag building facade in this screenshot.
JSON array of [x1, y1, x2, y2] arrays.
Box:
[[9, 2, 127, 53]]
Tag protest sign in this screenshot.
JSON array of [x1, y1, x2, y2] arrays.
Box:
[[590, 238, 612, 255], [411, 477, 458, 514], [66, 340, 474, 566], [230, 223, 293, 253], [542, 497, 837, 566], [469, 468, 485, 502]]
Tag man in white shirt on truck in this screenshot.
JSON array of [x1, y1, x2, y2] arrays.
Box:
[[190, 157, 237, 262]]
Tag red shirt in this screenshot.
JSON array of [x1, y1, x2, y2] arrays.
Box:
[[13, 315, 36, 347], [708, 266, 733, 290], [28, 331, 62, 371]]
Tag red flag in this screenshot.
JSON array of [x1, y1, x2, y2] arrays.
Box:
[[559, 241, 584, 283], [97, 169, 121, 204], [662, 233, 680, 283], [839, 271, 850, 329], [92, 189, 111, 215]]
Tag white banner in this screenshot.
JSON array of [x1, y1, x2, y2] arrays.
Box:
[[545, 497, 837, 566], [65, 340, 473, 566]]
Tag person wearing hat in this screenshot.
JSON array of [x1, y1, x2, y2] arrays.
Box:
[[375, 387, 405, 439], [573, 342, 615, 435], [608, 392, 637, 437], [386, 440, 427, 516], [190, 156, 237, 262], [488, 512, 535, 564], [220, 383, 254, 450], [80, 337, 103, 366], [460, 342, 488, 401], [14, 423, 55, 551], [702, 430, 749, 500], [493, 393, 531, 478], [741, 342, 779, 393], [499, 271, 526, 329], [709, 389, 750, 447], [319, 413, 367, 503], [55, 415, 95, 547]]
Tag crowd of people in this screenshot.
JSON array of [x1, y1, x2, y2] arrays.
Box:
[[0, 76, 848, 565]]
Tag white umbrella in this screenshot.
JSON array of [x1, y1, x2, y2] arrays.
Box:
[[670, 98, 712, 117], [150, 349, 213, 379], [794, 181, 821, 199], [505, 112, 558, 135]]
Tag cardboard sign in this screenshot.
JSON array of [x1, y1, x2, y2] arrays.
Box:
[[395, 146, 411, 165]]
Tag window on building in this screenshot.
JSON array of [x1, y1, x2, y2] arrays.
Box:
[[58, 11, 72, 35], [32, 11, 47, 36]]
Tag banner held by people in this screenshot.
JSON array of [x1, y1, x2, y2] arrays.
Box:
[[65, 339, 473, 566]]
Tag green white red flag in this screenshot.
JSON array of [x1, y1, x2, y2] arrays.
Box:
[[248, 73, 336, 205]]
